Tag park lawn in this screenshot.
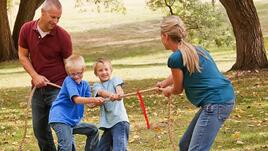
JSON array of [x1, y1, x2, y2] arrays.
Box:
[[1, 0, 268, 150], [1, 70, 268, 150]]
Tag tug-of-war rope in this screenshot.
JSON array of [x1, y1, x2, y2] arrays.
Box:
[[19, 82, 177, 151]]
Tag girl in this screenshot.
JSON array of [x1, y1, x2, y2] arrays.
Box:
[[157, 15, 235, 151]]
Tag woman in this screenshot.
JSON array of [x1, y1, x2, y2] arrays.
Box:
[[157, 15, 235, 151]]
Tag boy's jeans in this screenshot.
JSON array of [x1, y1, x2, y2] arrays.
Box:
[[51, 122, 99, 151], [32, 86, 60, 151], [96, 121, 130, 151], [179, 102, 234, 151]]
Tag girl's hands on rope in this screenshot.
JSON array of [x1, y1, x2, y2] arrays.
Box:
[[156, 81, 173, 97], [159, 87, 173, 97], [156, 81, 165, 88]]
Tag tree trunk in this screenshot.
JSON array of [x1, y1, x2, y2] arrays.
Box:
[[220, 0, 268, 70], [212, 0, 215, 7], [12, 0, 45, 50], [0, 0, 17, 61]]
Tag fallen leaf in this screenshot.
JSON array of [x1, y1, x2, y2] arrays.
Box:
[[236, 140, 244, 145], [231, 131, 241, 141]]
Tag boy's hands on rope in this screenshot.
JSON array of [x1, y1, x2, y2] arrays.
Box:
[[93, 97, 105, 105], [109, 93, 122, 101], [111, 85, 124, 101], [86, 97, 105, 108], [97, 88, 124, 102]]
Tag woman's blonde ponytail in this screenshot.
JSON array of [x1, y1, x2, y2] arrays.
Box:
[[161, 15, 205, 75], [180, 40, 201, 75]]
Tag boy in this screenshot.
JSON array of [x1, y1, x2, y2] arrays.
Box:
[[49, 55, 104, 151], [93, 58, 130, 151]]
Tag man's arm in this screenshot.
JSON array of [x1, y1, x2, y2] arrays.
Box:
[[18, 46, 49, 88]]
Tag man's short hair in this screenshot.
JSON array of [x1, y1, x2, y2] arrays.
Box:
[[42, 0, 62, 11]]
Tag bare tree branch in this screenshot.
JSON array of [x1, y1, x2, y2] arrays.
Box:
[[164, 0, 175, 15]]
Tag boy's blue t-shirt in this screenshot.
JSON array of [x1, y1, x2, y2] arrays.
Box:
[[49, 76, 91, 126], [93, 77, 129, 129], [168, 46, 235, 107]]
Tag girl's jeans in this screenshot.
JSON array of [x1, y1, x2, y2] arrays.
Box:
[[179, 102, 234, 151], [51, 122, 99, 151], [96, 121, 130, 151]]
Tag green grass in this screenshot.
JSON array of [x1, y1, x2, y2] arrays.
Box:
[[1, 71, 268, 150], [264, 37, 268, 48], [1, 0, 268, 150], [255, 1, 268, 36]]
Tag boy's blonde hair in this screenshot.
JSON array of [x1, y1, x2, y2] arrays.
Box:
[[93, 58, 112, 75], [161, 15, 207, 75], [65, 54, 86, 74]]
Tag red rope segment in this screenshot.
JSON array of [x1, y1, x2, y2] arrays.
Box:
[[136, 90, 150, 129]]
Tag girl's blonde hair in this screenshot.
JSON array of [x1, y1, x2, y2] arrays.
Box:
[[65, 54, 86, 74], [161, 15, 205, 75], [93, 58, 112, 75]]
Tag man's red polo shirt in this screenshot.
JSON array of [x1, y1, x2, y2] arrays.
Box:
[[19, 20, 72, 86]]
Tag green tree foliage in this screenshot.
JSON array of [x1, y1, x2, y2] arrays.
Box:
[[147, 0, 235, 47], [7, 0, 12, 10]]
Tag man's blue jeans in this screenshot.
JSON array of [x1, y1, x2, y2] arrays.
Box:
[[51, 122, 99, 151], [179, 102, 234, 151], [32, 86, 60, 151], [96, 121, 130, 151]]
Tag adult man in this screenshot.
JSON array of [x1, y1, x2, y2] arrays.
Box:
[[18, 0, 72, 150]]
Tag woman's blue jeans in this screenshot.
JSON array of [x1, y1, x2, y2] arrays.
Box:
[[179, 102, 234, 151], [96, 121, 130, 151], [51, 122, 99, 151]]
